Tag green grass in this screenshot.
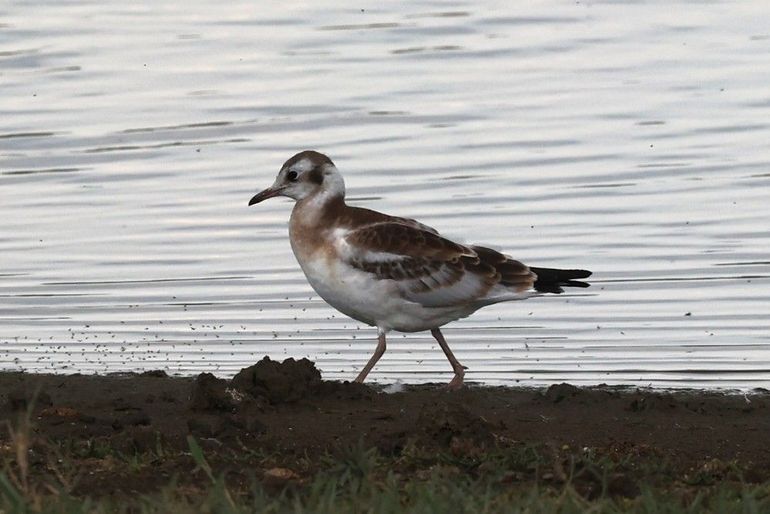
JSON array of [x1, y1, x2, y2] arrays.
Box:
[[2, 465, 769, 514], [2, 398, 769, 514], [2, 435, 770, 514]]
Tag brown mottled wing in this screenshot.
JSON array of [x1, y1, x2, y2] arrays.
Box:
[[470, 246, 536, 293], [341, 222, 533, 307], [344, 222, 472, 262], [388, 215, 440, 235], [343, 205, 440, 235]]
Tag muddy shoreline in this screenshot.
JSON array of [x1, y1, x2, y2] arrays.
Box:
[[2, 357, 769, 499]]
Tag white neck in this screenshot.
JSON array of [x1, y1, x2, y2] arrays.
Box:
[[290, 165, 346, 227], [322, 166, 345, 198]]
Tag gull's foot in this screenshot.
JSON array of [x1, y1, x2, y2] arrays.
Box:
[[446, 373, 465, 390]]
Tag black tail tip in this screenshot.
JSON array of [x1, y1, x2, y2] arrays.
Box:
[[530, 267, 592, 294], [570, 269, 592, 280]]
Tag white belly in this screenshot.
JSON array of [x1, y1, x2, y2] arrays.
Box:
[[294, 252, 469, 332]]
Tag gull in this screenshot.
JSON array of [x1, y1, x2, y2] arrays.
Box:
[[249, 150, 591, 388]]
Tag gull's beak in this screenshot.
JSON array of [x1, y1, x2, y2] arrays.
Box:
[[248, 186, 284, 206]]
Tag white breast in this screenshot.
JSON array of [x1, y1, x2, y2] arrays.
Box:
[[292, 249, 476, 333], [288, 213, 482, 332]]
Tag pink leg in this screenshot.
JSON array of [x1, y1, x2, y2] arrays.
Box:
[[354, 328, 386, 383], [431, 328, 467, 389]]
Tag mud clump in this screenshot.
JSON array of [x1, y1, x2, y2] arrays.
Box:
[[190, 373, 239, 412], [231, 357, 321, 404], [317, 380, 375, 401], [627, 391, 676, 412], [140, 370, 168, 378], [544, 383, 582, 404]]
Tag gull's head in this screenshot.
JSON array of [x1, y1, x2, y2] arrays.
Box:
[[248, 150, 345, 206]]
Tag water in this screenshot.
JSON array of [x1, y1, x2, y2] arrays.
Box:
[[2, 1, 769, 388]]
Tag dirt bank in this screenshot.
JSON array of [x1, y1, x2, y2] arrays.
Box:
[[1, 357, 768, 500]]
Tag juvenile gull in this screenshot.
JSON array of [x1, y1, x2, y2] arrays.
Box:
[[249, 150, 591, 388]]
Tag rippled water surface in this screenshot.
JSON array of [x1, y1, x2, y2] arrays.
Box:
[[2, 1, 769, 388]]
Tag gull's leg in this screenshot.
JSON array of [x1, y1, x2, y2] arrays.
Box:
[[354, 327, 386, 383], [431, 328, 466, 389]]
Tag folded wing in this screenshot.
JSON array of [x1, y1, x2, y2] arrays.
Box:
[[338, 222, 535, 308]]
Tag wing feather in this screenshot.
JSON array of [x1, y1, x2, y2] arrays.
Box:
[[338, 222, 535, 308]]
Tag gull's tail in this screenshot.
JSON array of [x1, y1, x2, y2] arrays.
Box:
[[530, 267, 592, 294]]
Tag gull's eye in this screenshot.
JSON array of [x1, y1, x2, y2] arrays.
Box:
[[286, 170, 298, 182]]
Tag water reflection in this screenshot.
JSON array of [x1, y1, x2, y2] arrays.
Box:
[[1, 0, 769, 388]]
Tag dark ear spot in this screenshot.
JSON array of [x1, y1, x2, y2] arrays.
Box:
[[308, 166, 324, 185]]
